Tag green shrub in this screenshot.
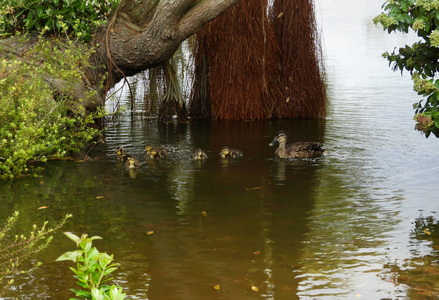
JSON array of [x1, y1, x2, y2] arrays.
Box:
[[0, 0, 121, 41], [0, 35, 106, 179], [0, 211, 72, 297]]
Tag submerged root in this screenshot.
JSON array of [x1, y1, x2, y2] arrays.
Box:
[[159, 59, 188, 123]]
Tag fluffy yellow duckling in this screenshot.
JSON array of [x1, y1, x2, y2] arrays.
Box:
[[145, 145, 168, 158], [146, 147, 168, 159], [192, 148, 208, 160], [219, 146, 243, 159], [123, 156, 139, 169]]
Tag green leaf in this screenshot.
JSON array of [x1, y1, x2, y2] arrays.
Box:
[[36, 6, 43, 17], [45, 18, 53, 31], [401, 2, 408, 12], [56, 250, 83, 262], [103, 267, 117, 276], [72, 289, 92, 297], [64, 232, 81, 244], [90, 235, 103, 241], [425, 66, 433, 77], [91, 288, 105, 300]]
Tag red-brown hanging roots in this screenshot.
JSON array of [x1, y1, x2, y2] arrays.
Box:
[[191, 0, 279, 120], [271, 0, 327, 118]]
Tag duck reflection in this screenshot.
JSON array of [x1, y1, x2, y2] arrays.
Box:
[[271, 159, 287, 182]]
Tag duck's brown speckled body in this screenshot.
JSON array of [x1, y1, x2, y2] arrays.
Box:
[[269, 131, 324, 159]]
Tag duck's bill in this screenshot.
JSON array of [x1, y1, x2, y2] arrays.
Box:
[[269, 139, 278, 146]]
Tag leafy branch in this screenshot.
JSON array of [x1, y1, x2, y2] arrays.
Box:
[[56, 232, 126, 300], [0, 211, 72, 297], [374, 0, 439, 137]]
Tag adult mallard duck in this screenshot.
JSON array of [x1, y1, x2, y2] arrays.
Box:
[[219, 146, 243, 159], [192, 148, 208, 160], [269, 131, 324, 159]]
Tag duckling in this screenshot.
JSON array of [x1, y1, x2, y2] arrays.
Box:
[[117, 147, 133, 161], [123, 156, 139, 169], [145, 145, 168, 158], [219, 146, 243, 159], [147, 147, 168, 159], [116, 147, 139, 167], [193, 148, 208, 160], [269, 131, 324, 159], [116, 147, 125, 161]]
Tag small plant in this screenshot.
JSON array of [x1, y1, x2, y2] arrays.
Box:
[[56, 232, 126, 300], [0, 211, 72, 297]]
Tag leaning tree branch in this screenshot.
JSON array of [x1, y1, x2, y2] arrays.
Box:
[[178, 0, 238, 38]]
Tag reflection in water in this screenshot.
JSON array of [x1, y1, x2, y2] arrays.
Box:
[[382, 213, 439, 299], [296, 162, 406, 299]]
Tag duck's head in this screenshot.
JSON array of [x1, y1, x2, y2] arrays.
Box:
[[145, 145, 153, 153], [116, 147, 124, 157], [219, 146, 230, 157], [194, 148, 206, 159], [269, 131, 287, 146], [125, 157, 138, 168]]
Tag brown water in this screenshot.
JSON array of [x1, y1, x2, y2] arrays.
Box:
[[1, 0, 439, 299]]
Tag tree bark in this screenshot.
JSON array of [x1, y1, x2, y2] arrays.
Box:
[[99, 0, 238, 83], [0, 0, 237, 110]]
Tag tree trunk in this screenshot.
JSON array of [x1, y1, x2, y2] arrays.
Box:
[[97, 0, 238, 86], [0, 0, 237, 112]]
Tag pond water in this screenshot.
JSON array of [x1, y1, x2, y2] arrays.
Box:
[[1, 0, 439, 299]]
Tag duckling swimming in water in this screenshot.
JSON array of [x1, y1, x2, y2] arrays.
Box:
[[219, 146, 243, 159], [124, 156, 139, 169], [145, 145, 168, 159], [116, 147, 126, 161], [193, 148, 208, 160], [269, 131, 324, 159], [145, 145, 166, 153], [146, 147, 168, 159], [116, 147, 139, 168]]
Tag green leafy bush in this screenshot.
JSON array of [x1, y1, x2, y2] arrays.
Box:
[[0, 36, 105, 179], [0, 0, 120, 41], [374, 0, 439, 137], [56, 232, 127, 300], [0, 211, 72, 297]]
